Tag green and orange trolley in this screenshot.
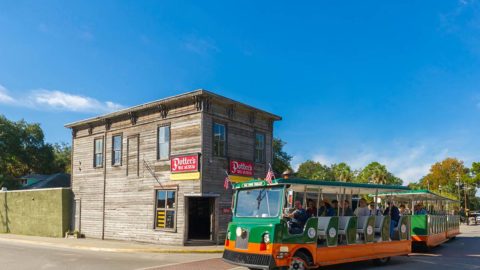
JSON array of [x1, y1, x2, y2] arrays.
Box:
[[375, 190, 460, 251], [222, 178, 412, 269]]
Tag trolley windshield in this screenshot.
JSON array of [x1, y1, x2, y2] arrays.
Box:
[[235, 186, 283, 218]]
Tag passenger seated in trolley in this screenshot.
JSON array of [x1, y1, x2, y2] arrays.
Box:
[[399, 204, 411, 215], [317, 199, 326, 216], [368, 202, 382, 216], [306, 199, 317, 217], [283, 200, 309, 234], [341, 200, 354, 216], [354, 198, 370, 216], [331, 199, 339, 216], [414, 203, 428, 215], [322, 199, 336, 216]]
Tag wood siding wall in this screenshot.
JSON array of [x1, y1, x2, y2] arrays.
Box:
[[72, 107, 202, 245], [202, 101, 273, 242], [71, 98, 275, 245]]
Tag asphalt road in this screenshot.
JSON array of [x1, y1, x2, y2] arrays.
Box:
[[320, 224, 480, 270], [0, 225, 479, 270], [0, 242, 225, 270]]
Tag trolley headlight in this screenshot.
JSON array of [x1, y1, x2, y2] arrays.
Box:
[[263, 233, 271, 244], [236, 227, 242, 237], [227, 231, 231, 240]]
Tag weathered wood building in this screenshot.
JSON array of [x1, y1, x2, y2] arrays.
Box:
[[66, 90, 281, 245]]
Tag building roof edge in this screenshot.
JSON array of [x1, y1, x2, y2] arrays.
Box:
[[65, 89, 281, 128]]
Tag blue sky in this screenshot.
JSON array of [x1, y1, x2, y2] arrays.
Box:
[[1, 1, 480, 184]]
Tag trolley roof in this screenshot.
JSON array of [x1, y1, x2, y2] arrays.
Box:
[[372, 189, 459, 202], [233, 178, 409, 194]]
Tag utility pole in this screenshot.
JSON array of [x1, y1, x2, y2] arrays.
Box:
[[464, 183, 469, 225], [456, 173, 461, 202]]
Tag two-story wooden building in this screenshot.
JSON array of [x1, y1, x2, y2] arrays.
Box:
[[65, 90, 281, 245]]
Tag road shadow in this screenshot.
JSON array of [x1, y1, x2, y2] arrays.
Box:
[[320, 234, 480, 270]]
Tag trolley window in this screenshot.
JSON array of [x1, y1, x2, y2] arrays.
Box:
[[236, 187, 282, 218]]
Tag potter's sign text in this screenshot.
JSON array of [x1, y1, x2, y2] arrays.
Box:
[[229, 160, 254, 176], [171, 155, 199, 173]]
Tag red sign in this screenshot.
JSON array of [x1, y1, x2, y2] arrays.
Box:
[[171, 155, 199, 173], [229, 160, 254, 176]]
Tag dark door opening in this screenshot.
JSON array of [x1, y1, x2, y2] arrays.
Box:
[[188, 197, 213, 240]]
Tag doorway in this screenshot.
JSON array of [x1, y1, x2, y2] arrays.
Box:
[[187, 197, 214, 240]]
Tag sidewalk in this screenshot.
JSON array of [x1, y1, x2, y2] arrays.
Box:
[[0, 233, 225, 254]]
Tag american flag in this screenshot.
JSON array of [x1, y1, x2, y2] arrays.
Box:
[[224, 171, 231, 190], [265, 164, 275, 184]]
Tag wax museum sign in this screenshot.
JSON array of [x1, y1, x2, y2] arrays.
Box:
[[229, 160, 254, 176], [171, 154, 199, 173]]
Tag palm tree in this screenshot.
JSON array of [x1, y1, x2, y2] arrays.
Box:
[[371, 167, 388, 184], [332, 163, 353, 182]]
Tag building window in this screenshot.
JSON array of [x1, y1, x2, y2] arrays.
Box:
[[155, 190, 176, 230], [112, 135, 122, 166], [94, 138, 104, 168], [213, 122, 226, 157], [158, 125, 170, 160], [255, 132, 265, 163]]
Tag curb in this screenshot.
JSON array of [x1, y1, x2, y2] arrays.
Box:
[[0, 237, 224, 254]]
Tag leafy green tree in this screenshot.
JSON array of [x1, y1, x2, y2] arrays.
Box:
[[471, 162, 480, 186], [297, 160, 334, 180], [0, 174, 21, 190], [407, 182, 423, 190], [296, 160, 320, 179], [331, 162, 354, 182], [356, 162, 402, 185], [0, 116, 56, 177], [52, 143, 72, 174], [386, 172, 403, 185], [0, 115, 71, 189], [420, 158, 467, 194], [272, 138, 292, 176]]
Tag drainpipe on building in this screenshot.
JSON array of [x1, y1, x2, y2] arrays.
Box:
[[102, 130, 107, 240], [70, 130, 76, 233]]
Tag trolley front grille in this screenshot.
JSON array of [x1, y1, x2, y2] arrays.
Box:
[[223, 249, 274, 268]]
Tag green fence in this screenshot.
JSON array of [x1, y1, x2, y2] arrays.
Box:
[[0, 188, 72, 237]]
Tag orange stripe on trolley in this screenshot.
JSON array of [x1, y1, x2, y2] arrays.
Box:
[[224, 240, 411, 268]]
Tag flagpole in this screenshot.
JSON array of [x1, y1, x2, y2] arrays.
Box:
[[265, 163, 275, 184], [270, 163, 276, 178], [224, 170, 231, 190]]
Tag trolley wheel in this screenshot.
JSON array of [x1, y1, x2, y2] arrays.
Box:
[[372, 257, 391, 266], [288, 251, 312, 270]]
